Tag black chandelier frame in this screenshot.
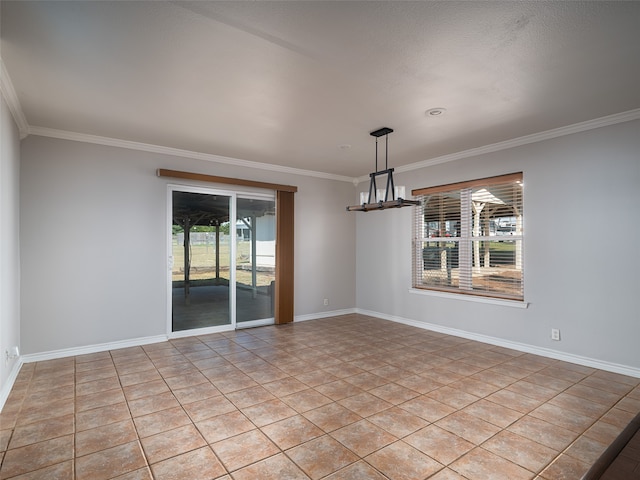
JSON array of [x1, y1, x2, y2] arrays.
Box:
[[346, 127, 420, 212]]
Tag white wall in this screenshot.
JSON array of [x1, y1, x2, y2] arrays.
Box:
[[20, 136, 356, 354], [356, 120, 640, 372], [0, 95, 21, 397]]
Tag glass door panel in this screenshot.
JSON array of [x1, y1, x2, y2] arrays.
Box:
[[172, 190, 232, 331], [236, 196, 276, 325]]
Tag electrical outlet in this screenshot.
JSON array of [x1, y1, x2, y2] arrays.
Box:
[[5, 346, 20, 365], [323, 298, 329, 306], [551, 328, 561, 341]]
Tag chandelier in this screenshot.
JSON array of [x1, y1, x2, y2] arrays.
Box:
[[346, 127, 420, 212]]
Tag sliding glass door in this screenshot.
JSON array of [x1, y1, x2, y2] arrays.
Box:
[[236, 196, 276, 327], [169, 186, 275, 333], [171, 189, 234, 331]]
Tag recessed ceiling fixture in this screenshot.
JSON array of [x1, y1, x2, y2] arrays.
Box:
[[346, 128, 420, 212], [426, 107, 446, 116]]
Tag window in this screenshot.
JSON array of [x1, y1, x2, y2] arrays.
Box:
[[412, 173, 524, 300]]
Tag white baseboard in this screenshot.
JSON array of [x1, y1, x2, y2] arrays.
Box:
[[6, 307, 635, 413], [0, 358, 24, 412], [295, 308, 357, 323], [13, 308, 356, 365], [20, 334, 169, 364], [356, 308, 640, 379], [9, 309, 355, 374]]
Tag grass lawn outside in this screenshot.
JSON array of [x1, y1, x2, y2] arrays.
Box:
[[172, 241, 274, 287]]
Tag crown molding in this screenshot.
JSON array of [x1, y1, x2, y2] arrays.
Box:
[[27, 126, 354, 183], [393, 108, 640, 177], [25, 108, 640, 186], [351, 108, 640, 185], [0, 58, 29, 138]]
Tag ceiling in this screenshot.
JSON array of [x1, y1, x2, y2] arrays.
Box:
[[2, 1, 640, 178], [173, 191, 274, 226]]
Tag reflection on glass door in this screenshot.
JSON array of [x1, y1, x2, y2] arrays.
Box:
[[171, 190, 233, 331], [236, 196, 276, 326]]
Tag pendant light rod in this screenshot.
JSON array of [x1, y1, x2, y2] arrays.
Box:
[[385, 134, 389, 170], [375, 137, 378, 172], [370, 127, 393, 173]]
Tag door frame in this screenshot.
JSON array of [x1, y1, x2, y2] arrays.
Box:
[[166, 184, 277, 337]]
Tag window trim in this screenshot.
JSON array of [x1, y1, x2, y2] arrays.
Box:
[[411, 172, 522, 196], [412, 172, 524, 301], [409, 287, 529, 308]]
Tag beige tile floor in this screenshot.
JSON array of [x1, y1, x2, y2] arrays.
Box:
[[1, 314, 639, 480]]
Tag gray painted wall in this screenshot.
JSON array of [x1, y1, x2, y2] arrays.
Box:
[[20, 136, 356, 354], [15, 119, 640, 373], [356, 120, 640, 370], [1, 95, 21, 392]]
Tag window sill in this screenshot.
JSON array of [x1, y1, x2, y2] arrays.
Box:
[[409, 288, 529, 309]]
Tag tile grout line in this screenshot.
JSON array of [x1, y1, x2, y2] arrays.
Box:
[[2, 316, 639, 480]]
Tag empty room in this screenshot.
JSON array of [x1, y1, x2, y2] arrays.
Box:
[[1, 1, 639, 479]]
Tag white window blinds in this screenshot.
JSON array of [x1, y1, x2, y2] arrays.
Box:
[[412, 173, 524, 300]]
